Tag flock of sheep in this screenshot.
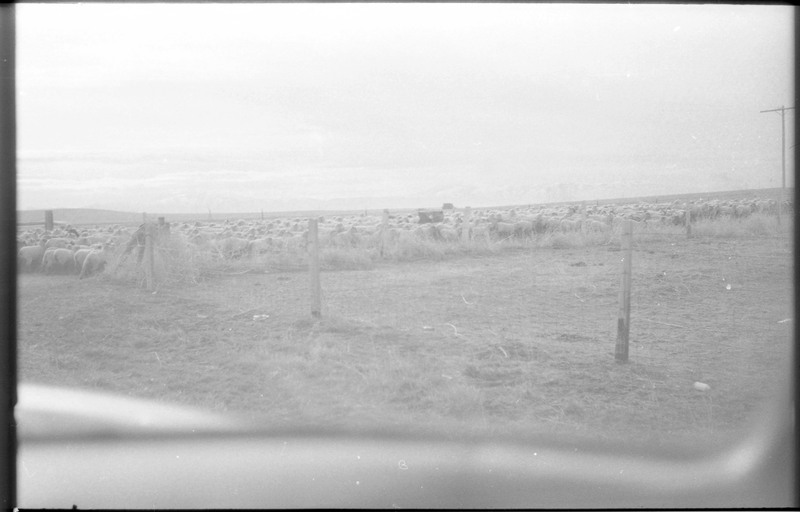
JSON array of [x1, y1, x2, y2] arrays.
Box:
[[17, 195, 790, 278], [17, 226, 122, 278]]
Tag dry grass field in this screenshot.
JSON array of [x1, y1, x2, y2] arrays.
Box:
[[17, 212, 793, 450]]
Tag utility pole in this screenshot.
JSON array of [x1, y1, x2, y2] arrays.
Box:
[[760, 105, 794, 225]]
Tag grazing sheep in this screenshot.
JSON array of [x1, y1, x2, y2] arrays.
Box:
[[84, 235, 109, 245], [331, 228, 358, 248], [717, 205, 734, 218], [73, 247, 96, 274], [585, 219, 610, 232], [216, 236, 250, 259], [79, 244, 113, 279], [513, 220, 534, 238], [491, 220, 517, 239], [44, 237, 70, 250], [248, 237, 274, 256], [734, 204, 751, 219], [42, 248, 76, 275], [18, 240, 46, 273], [544, 217, 562, 232], [559, 218, 582, 233]]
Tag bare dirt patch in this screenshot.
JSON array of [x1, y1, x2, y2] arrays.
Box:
[[18, 232, 792, 449]]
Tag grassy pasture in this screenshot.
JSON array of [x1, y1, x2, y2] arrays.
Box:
[[17, 211, 793, 450]]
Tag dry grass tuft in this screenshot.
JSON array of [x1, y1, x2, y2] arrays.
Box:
[[693, 213, 788, 238]]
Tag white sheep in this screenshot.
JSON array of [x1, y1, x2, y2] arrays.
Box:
[[491, 220, 517, 239], [44, 237, 70, 250], [17, 240, 46, 273], [73, 246, 100, 274], [215, 236, 250, 259], [42, 248, 76, 275], [79, 244, 114, 279], [437, 225, 459, 242], [560, 218, 582, 232]]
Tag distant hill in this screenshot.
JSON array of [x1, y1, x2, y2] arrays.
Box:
[[536, 187, 792, 209], [17, 187, 793, 227], [17, 208, 150, 226]]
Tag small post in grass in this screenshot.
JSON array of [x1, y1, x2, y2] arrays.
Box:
[[308, 218, 321, 318], [144, 223, 155, 292], [462, 206, 472, 243], [615, 219, 633, 363]]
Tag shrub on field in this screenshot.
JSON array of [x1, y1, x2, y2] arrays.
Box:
[[153, 233, 209, 284], [583, 228, 615, 246]]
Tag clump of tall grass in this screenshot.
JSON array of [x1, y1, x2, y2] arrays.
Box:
[[384, 236, 449, 262], [153, 233, 212, 284], [382, 235, 512, 262], [101, 233, 208, 287], [692, 213, 786, 238], [537, 232, 585, 250], [320, 247, 375, 270]]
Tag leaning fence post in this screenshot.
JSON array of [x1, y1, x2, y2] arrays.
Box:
[[144, 223, 155, 292], [615, 219, 633, 363], [308, 218, 321, 318], [462, 206, 472, 243]]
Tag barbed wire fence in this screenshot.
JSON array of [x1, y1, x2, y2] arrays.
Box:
[[20, 208, 793, 352]]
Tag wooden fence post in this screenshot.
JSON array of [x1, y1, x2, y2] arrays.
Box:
[[308, 218, 321, 318], [685, 203, 692, 238], [615, 219, 633, 363], [462, 206, 472, 243], [144, 223, 155, 292], [44, 210, 53, 232], [380, 209, 390, 257]]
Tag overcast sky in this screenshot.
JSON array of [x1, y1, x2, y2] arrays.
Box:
[[16, 3, 796, 214]]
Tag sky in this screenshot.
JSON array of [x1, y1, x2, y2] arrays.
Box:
[[15, 3, 796, 214]]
